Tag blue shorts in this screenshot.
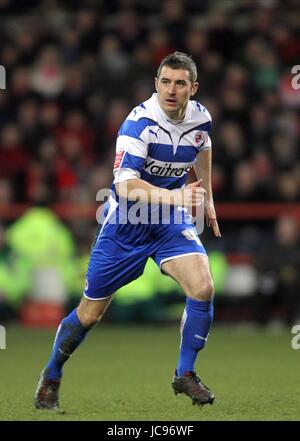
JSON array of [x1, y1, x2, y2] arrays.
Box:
[[84, 216, 207, 300]]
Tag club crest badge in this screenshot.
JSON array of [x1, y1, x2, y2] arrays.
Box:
[[195, 131, 207, 147]]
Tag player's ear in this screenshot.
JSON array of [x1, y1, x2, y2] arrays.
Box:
[[191, 82, 199, 96], [155, 77, 159, 92]]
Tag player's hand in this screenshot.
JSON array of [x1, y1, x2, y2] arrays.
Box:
[[205, 198, 221, 237], [173, 179, 206, 207]]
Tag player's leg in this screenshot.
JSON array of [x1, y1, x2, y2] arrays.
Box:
[[45, 296, 112, 380], [162, 254, 214, 369], [34, 296, 112, 410], [35, 220, 149, 410], [162, 253, 215, 405]]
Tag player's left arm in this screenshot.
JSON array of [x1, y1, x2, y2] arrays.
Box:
[[194, 148, 221, 237]]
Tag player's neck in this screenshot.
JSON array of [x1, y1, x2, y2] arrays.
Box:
[[162, 105, 188, 124]]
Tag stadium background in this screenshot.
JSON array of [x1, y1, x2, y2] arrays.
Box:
[[1, 0, 299, 327], [0, 0, 300, 422]]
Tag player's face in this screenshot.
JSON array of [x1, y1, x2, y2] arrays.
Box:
[[155, 66, 198, 120]]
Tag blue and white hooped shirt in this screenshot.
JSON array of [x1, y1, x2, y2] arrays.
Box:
[[113, 93, 212, 191]]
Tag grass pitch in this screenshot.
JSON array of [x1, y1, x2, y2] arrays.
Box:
[[0, 323, 299, 421]]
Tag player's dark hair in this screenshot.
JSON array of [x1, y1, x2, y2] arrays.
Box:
[[157, 51, 197, 83]]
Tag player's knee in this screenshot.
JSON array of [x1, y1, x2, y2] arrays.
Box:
[[77, 304, 105, 328], [78, 311, 102, 328], [189, 278, 214, 302], [77, 296, 110, 328]]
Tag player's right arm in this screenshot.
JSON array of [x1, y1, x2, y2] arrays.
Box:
[[113, 113, 204, 207], [116, 177, 205, 207]]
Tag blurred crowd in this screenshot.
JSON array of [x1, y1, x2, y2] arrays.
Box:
[[0, 0, 299, 206], [0, 0, 300, 325]]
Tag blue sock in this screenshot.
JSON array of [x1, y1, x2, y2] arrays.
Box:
[[45, 309, 91, 380], [177, 297, 214, 376]]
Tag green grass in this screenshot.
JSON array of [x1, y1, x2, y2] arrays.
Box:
[[0, 323, 299, 421]]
